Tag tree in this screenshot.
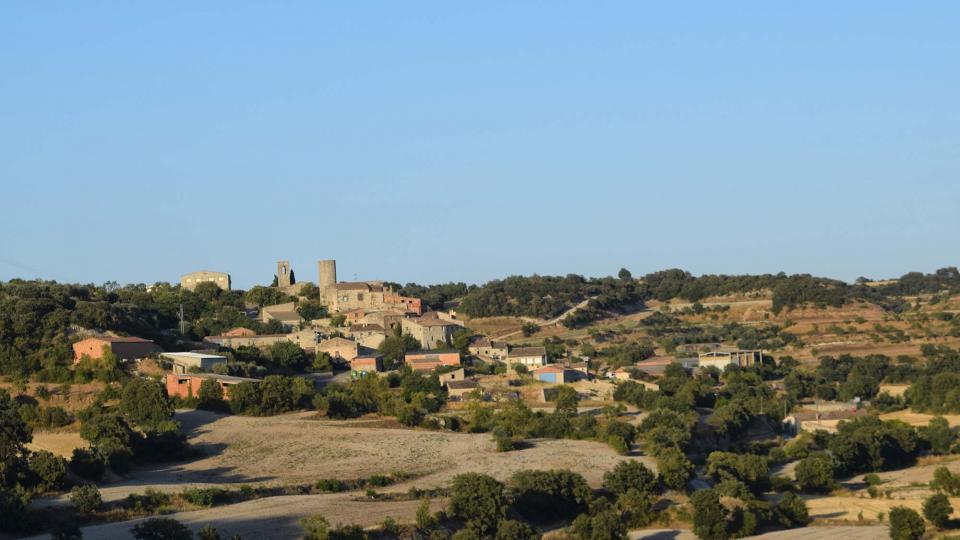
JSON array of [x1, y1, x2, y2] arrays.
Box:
[[79, 412, 137, 472], [197, 379, 225, 411], [776, 492, 809, 528], [509, 469, 592, 523], [570, 508, 627, 540], [554, 386, 579, 417], [0, 389, 32, 471], [794, 453, 836, 493], [690, 489, 729, 540], [602, 460, 658, 496], [618, 488, 654, 527], [415, 497, 435, 530], [449, 473, 507, 535], [70, 484, 102, 514], [378, 333, 420, 367], [888, 506, 925, 540], [268, 341, 309, 371], [120, 378, 174, 430], [922, 492, 952, 528], [495, 519, 538, 540], [657, 448, 694, 491], [29, 450, 67, 490], [228, 382, 261, 415], [919, 416, 954, 455], [521, 323, 540, 337], [618, 268, 632, 280], [131, 517, 194, 540]]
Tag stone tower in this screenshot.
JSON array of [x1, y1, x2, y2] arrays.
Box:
[[318, 259, 337, 302], [277, 261, 292, 288]]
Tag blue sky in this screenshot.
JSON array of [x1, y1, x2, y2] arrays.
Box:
[[1, 2, 958, 289]]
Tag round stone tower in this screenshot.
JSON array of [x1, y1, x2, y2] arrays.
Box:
[[318, 259, 337, 303]]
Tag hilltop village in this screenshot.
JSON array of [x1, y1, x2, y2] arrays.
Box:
[[2, 264, 960, 539]]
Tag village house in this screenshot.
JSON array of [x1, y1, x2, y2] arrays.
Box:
[[165, 372, 259, 400], [350, 354, 384, 374], [445, 380, 480, 400], [348, 323, 386, 349], [508, 346, 548, 368], [533, 364, 585, 384], [468, 337, 510, 361], [401, 316, 462, 349], [404, 351, 461, 372], [72, 336, 160, 364], [438, 368, 466, 385], [161, 352, 227, 374], [317, 336, 359, 362], [260, 302, 303, 330], [783, 408, 868, 436], [697, 349, 763, 371], [611, 366, 634, 381]]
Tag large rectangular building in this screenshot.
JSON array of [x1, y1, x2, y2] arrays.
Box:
[[180, 271, 231, 291], [73, 336, 160, 364]]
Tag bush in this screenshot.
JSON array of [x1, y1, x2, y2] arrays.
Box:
[[495, 519, 538, 540], [70, 484, 102, 514], [416, 497, 435, 530], [509, 469, 592, 523], [29, 450, 67, 490], [314, 478, 345, 493], [602, 460, 658, 496], [197, 525, 221, 540], [618, 488, 654, 527], [690, 489, 728, 540], [181, 487, 229, 507], [922, 492, 952, 528], [657, 448, 694, 491], [130, 517, 194, 540], [69, 448, 106, 481], [570, 508, 627, 540], [794, 453, 836, 493], [776, 492, 810, 528], [300, 515, 368, 540], [449, 473, 507, 535], [888, 506, 925, 540]]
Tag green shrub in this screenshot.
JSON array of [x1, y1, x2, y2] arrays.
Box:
[[131, 517, 194, 540], [70, 484, 102, 514], [314, 478, 345, 492], [888, 506, 925, 540], [922, 492, 952, 528]]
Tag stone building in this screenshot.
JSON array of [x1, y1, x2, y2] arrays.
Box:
[[401, 316, 462, 349], [180, 270, 231, 291], [260, 302, 303, 330], [204, 329, 318, 351], [316, 259, 422, 315], [508, 346, 548, 368], [698, 349, 763, 371]]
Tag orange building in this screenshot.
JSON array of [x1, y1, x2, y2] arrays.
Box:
[[72, 336, 160, 364], [165, 373, 260, 400], [404, 351, 461, 372], [350, 355, 384, 373]]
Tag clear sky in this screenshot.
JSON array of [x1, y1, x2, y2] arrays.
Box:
[[2, 2, 958, 289]]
